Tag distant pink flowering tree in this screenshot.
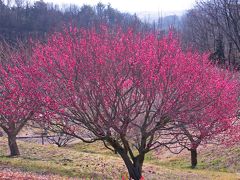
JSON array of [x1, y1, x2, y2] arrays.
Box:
[[0, 42, 40, 156], [32, 26, 239, 179], [167, 66, 239, 168]]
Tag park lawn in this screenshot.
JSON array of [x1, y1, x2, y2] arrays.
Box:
[[0, 138, 239, 179]]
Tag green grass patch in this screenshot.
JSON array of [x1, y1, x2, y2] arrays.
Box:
[[68, 141, 117, 157]]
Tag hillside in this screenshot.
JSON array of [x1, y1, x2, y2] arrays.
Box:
[[0, 138, 239, 179]]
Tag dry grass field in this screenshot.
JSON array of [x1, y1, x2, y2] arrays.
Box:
[[0, 137, 239, 179]]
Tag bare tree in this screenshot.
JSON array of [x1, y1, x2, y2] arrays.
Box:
[[182, 0, 240, 67]]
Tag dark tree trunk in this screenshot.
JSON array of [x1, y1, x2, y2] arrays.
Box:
[[133, 154, 144, 178], [8, 134, 20, 156], [190, 148, 197, 168], [117, 148, 144, 180], [107, 138, 144, 179]]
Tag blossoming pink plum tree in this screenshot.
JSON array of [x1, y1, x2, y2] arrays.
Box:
[[168, 67, 239, 168], [31, 26, 239, 179], [0, 43, 41, 156]]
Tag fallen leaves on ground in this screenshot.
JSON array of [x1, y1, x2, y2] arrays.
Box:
[[0, 169, 62, 180]]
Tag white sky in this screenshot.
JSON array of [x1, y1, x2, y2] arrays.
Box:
[[41, 0, 197, 14]]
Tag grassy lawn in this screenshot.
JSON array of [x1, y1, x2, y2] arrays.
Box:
[[0, 138, 239, 179]]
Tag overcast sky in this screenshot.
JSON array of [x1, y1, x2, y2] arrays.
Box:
[[41, 0, 197, 15]]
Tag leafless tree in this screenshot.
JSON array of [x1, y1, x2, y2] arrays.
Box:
[[182, 0, 240, 67]]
